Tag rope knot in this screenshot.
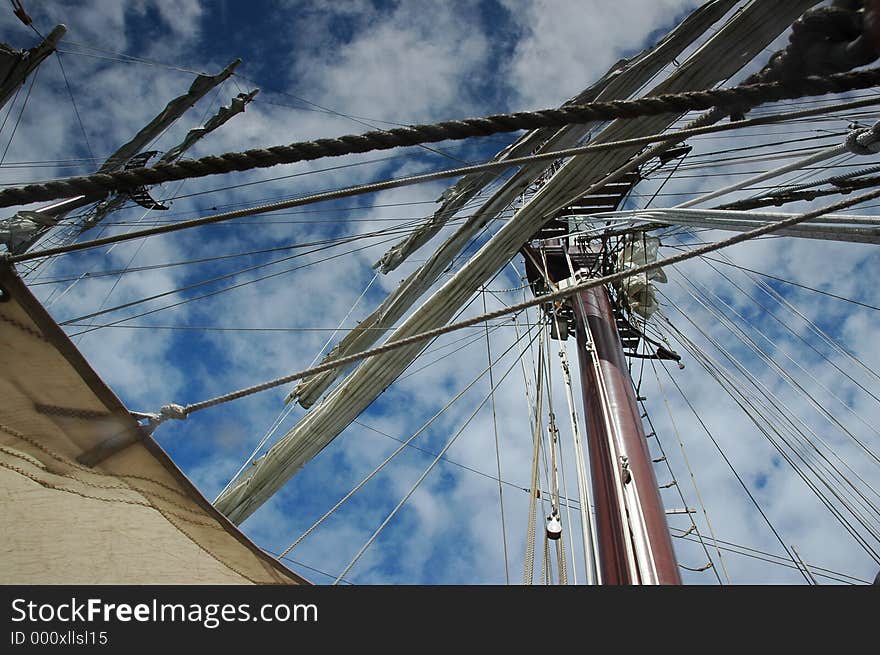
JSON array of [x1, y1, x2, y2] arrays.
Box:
[[845, 121, 880, 154], [159, 403, 188, 421]]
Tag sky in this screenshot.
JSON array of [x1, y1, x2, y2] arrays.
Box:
[[2, 0, 880, 585]]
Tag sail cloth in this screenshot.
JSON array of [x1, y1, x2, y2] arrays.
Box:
[[216, 0, 821, 524], [290, 0, 742, 408], [82, 89, 261, 232], [373, 0, 741, 275], [158, 89, 259, 164], [98, 60, 241, 173], [612, 208, 880, 244], [0, 264, 305, 584]]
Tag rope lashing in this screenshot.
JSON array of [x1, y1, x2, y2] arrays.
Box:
[[845, 120, 880, 154], [3, 67, 880, 209]]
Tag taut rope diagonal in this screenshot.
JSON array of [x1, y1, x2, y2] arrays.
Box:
[[7, 95, 880, 267], [135, 185, 880, 424], [2, 68, 880, 209]]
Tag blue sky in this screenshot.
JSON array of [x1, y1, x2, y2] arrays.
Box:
[[3, 0, 880, 585]]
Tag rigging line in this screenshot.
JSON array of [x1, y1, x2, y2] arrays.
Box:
[[646, 358, 730, 583], [392, 267, 511, 388], [65, 232, 407, 338], [29, 217, 471, 286], [732, 254, 880, 390], [524, 330, 545, 586], [231, 70, 483, 162], [351, 417, 583, 510], [59, 221, 424, 326], [277, 325, 538, 559], [637, 395, 722, 585], [9, 94, 880, 257], [261, 548, 354, 585], [791, 544, 820, 586], [545, 301, 577, 585], [674, 144, 844, 170], [671, 266, 880, 454], [0, 82, 22, 142], [554, 249, 598, 583], [481, 288, 510, 585], [682, 132, 846, 160], [332, 330, 532, 585], [0, 64, 38, 166], [661, 304, 880, 540], [669, 532, 861, 585], [154, 186, 880, 421], [685, 251, 880, 411], [163, 154, 412, 202], [74, 215, 481, 228], [8, 65, 873, 203], [538, 279, 569, 582], [755, 151, 856, 200], [72, 173, 201, 343], [668, 529, 871, 585], [653, 323, 850, 578], [56, 42, 209, 77], [667, 271, 880, 476], [58, 322, 527, 333], [658, 282, 880, 527], [557, 342, 599, 585], [43, 272, 87, 310], [658, 315, 880, 561], [153, 191, 490, 222], [55, 52, 95, 164], [309, 272, 379, 368], [667, 249, 880, 314], [217, 272, 381, 501], [79, 189, 499, 228], [397, 319, 510, 381]]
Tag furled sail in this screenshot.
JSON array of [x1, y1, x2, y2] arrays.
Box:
[[216, 0, 821, 524], [1, 60, 242, 255], [617, 208, 880, 244], [289, 0, 743, 408]]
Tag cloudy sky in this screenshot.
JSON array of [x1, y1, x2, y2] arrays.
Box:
[[2, 0, 879, 585]]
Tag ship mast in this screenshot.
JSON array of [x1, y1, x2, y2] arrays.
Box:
[[572, 285, 680, 584], [525, 165, 682, 583]]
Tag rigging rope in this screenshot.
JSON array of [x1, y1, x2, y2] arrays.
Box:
[[9, 94, 880, 266], [277, 330, 532, 559], [481, 288, 511, 585], [331, 337, 529, 584], [660, 285, 880, 528], [3, 68, 880, 208], [658, 313, 880, 563], [122, 185, 880, 424], [523, 336, 545, 586], [647, 358, 730, 583]]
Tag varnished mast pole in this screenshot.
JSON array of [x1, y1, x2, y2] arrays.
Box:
[[573, 285, 681, 585]]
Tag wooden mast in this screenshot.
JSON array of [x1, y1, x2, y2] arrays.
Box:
[[573, 285, 681, 584]]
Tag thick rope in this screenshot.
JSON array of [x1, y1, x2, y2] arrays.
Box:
[[8, 93, 880, 267], [144, 185, 880, 422], [3, 68, 880, 209]]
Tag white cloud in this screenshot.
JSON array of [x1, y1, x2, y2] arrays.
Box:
[[3, 0, 879, 587]]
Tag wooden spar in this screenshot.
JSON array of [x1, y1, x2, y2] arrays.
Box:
[[0, 25, 66, 110], [2, 60, 245, 255], [573, 285, 681, 585]]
